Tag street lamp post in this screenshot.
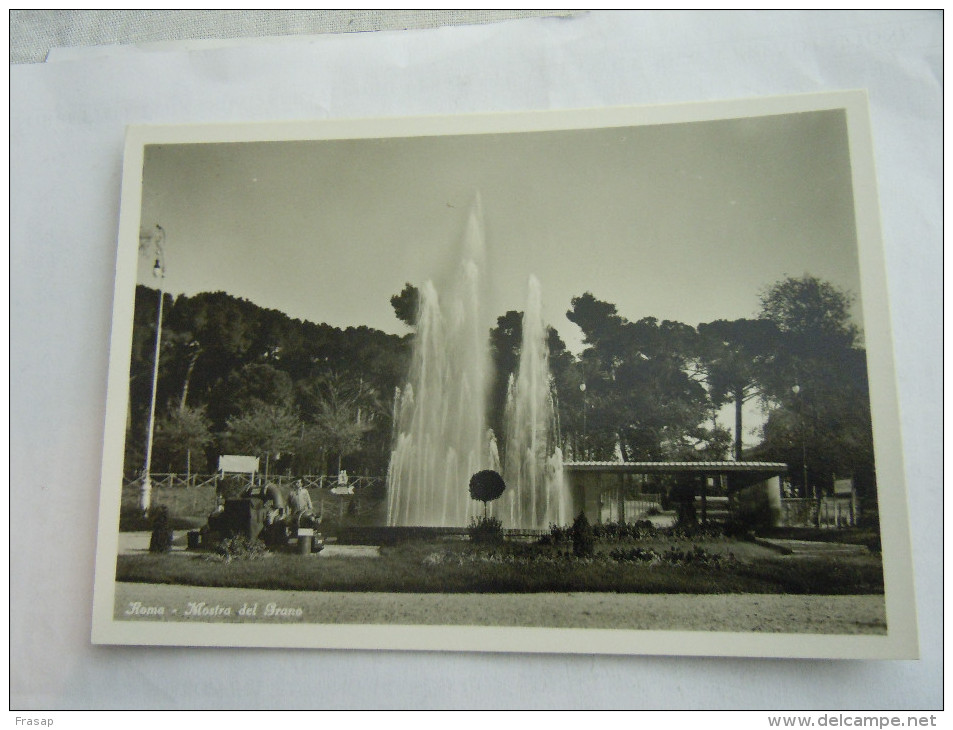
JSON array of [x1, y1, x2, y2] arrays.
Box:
[[791, 384, 809, 501], [579, 382, 587, 460], [140, 225, 166, 516]]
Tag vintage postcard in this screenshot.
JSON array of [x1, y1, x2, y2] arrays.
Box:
[[91, 92, 917, 658]]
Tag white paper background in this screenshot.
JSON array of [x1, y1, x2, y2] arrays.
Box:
[[10, 10, 941, 709]]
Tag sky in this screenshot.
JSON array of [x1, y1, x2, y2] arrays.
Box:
[[137, 107, 863, 358]]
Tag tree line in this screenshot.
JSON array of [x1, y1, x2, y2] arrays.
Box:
[[126, 273, 875, 502], [557, 275, 875, 501], [125, 288, 410, 480]]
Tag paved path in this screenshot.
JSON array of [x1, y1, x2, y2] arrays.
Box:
[[756, 538, 871, 558], [114, 531, 885, 635], [113, 581, 886, 634]]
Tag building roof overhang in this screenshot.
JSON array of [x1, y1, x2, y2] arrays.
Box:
[[563, 461, 788, 475]]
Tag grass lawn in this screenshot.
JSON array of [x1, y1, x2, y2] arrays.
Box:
[[120, 484, 216, 531], [116, 536, 884, 595], [118, 484, 883, 595]]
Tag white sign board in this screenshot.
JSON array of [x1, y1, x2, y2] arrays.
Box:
[[834, 477, 854, 495], [218, 455, 259, 474]]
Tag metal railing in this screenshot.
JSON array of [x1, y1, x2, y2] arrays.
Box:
[[122, 473, 386, 493], [781, 496, 858, 528]]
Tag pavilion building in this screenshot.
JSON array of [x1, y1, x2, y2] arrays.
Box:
[[562, 460, 788, 526]]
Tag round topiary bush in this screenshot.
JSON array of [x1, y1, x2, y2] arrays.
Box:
[[469, 470, 506, 517]]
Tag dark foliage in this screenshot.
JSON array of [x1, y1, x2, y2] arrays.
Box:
[[468, 470, 506, 513], [487, 310, 577, 447], [608, 545, 734, 568], [566, 293, 727, 461], [696, 318, 779, 459], [570, 511, 594, 558], [118, 541, 885, 596], [468, 516, 504, 545], [126, 270, 879, 532], [126, 285, 410, 479], [390, 283, 420, 329], [727, 487, 779, 535], [663, 523, 730, 541], [148, 506, 173, 553], [539, 523, 570, 545], [591, 520, 657, 541], [755, 275, 875, 499], [670, 476, 700, 527], [214, 535, 269, 562]]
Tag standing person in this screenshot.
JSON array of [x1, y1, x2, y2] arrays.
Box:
[[289, 479, 313, 513]]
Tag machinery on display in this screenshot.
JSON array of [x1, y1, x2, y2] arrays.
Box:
[[188, 481, 324, 554]]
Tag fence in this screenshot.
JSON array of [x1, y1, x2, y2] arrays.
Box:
[[121, 473, 220, 489], [779, 498, 814, 526], [780, 496, 859, 527], [598, 494, 664, 524], [818, 496, 857, 527], [122, 473, 386, 493]]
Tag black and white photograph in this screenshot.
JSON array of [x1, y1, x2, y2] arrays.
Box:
[[91, 93, 916, 659]]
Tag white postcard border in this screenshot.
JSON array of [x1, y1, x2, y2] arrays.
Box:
[[92, 90, 917, 659]]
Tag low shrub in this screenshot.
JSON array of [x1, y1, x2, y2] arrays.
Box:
[[661, 545, 733, 568], [609, 544, 734, 568], [570, 512, 594, 558], [722, 516, 757, 540], [664, 523, 728, 541], [118, 537, 884, 595], [545, 519, 657, 545], [214, 535, 269, 562], [593, 520, 658, 541], [671, 479, 698, 527], [546, 523, 570, 544], [731, 487, 780, 534], [608, 547, 661, 563], [148, 506, 173, 554], [468, 516, 504, 545]]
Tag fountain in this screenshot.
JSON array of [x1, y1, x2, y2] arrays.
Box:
[[386, 200, 569, 529], [495, 275, 571, 528], [386, 200, 497, 527]]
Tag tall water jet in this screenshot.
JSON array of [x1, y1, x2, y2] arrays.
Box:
[[495, 276, 571, 528], [387, 202, 569, 529], [387, 200, 495, 526]]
